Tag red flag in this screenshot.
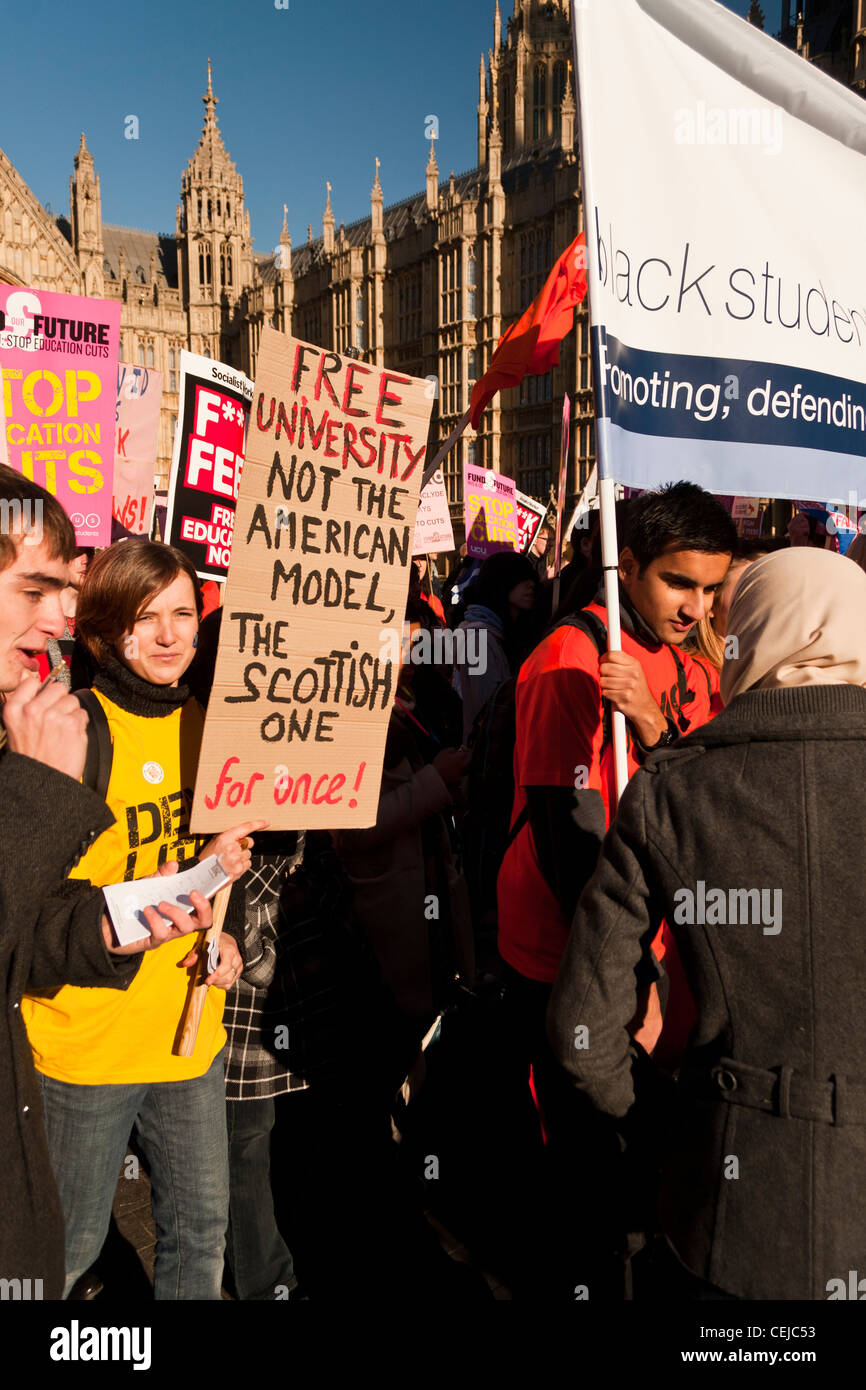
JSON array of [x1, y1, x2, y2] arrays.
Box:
[[469, 232, 587, 429]]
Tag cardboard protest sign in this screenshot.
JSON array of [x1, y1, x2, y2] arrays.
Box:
[[515, 490, 547, 554], [164, 351, 253, 581], [572, 0, 866, 505], [412, 466, 454, 555], [112, 363, 162, 538], [0, 286, 121, 543], [464, 464, 517, 557], [191, 327, 434, 831]]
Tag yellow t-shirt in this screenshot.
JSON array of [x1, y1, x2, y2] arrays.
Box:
[[23, 690, 228, 1085]]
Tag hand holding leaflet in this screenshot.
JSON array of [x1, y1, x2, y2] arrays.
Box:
[[102, 855, 230, 948]]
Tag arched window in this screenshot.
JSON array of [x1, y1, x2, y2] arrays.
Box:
[[197, 198, 202, 222], [227, 253, 233, 286], [147, 343, 154, 367], [137, 340, 145, 366], [226, 200, 231, 218], [135, 265, 146, 284], [532, 64, 547, 141], [220, 254, 225, 285], [199, 249, 205, 284], [206, 252, 212, 285], [552, 62, 566, 138], [217, 198, 221, 217]]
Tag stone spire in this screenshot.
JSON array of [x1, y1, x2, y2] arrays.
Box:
[[276, 202, 294, 331], [199, 58, 226, 162], [514, 28, 527, 148], [426, 137, 439, 212], [69, 131, 104, 297], [494, 0, 502, 53], [371, 158, 384, 240], [278, 202, 292, 275], [489, 65, 502, 186], [322, 181, 334, 254], [178, 62, 252, 357], [560, 58, 576, 154], [478, 54, 489, 166]]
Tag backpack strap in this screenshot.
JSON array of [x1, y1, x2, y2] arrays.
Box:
[[74, 689, 112, 801], [691, 654, 715, 706], [556, 609, 614, 750]]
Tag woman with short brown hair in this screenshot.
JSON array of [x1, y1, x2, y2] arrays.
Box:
[[23, 537, 266, 1300]]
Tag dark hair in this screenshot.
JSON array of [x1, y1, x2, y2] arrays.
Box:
[[467, 550, 537, 623], [0, 463, 77, 571], [623, 481, 737, 572], [76, 539, 203, 663], [404, 595, 438, 632], [735, 538, 775, 560]]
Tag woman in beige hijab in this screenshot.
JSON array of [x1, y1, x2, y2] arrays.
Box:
[[548, 542, 866, 1300], [722, 546, 866, 703]]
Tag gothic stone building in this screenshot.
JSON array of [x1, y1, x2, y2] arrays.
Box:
[[2, 0, 865, 528]]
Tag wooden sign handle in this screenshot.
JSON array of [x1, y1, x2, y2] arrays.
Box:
[[172, 882, 233, 1058]]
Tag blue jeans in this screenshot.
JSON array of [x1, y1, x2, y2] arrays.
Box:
[[38, 1053, 229, 1300], [225, 1097, 297, 1300]]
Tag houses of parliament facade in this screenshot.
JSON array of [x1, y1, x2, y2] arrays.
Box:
[[1, 0, 864, 524]]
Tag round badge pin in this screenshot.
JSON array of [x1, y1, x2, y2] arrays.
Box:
[[142, 761, 164, 785]]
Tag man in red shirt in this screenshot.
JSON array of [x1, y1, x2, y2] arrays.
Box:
[[497, 480, 736, 1296]]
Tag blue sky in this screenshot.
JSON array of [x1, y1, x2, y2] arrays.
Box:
[[0, 0, 784, 255]]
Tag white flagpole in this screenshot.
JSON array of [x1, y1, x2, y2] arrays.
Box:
[[572, 12, 629, 803], [421, 409, 471, 491], [551, 393, 571, 614]]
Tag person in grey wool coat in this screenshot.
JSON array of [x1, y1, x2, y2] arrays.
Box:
[[547, 547, 866, 1300], [0, 467, 221, 1299]]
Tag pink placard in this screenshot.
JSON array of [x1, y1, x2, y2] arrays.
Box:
[[113, 363, 162, 537], [463, 463, 517, 557], [0, 287, 121, 545]]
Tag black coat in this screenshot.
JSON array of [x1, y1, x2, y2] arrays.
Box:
[[0, 747, 141, 1298], [547, 684, 866, 1300]]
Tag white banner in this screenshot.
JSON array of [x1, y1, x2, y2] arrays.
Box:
[[573, 0, 866, 505]]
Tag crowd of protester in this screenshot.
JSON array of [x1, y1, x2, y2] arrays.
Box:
[[2, 458, 864, 1304]]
